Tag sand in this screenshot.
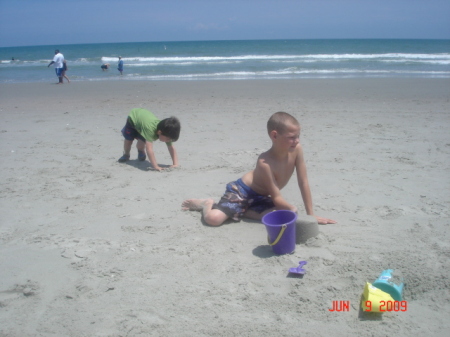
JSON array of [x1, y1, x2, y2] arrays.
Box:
[[0, 78, 449, 336]]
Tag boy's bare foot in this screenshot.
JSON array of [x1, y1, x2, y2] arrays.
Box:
[[181, 199, 213, 211]]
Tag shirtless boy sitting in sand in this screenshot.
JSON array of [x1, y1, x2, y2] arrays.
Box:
[[182, 111, 336, 226]]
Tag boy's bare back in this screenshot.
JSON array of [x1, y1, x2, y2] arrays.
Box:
[[242, 146, 299, 195]]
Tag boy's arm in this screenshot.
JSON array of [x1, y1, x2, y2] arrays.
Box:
[[295, 146, 337, 224], [295, 146, 314, 215], [145, 141, 162, 171], [166, 143, 179, 167]]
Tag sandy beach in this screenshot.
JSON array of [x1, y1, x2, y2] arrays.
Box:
[[1, 78, 449, 336]]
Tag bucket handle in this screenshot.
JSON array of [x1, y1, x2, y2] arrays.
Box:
[[267, 224, 287, 246]]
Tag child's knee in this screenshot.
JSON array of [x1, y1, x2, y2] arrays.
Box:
[[204, 212, 226, 227]]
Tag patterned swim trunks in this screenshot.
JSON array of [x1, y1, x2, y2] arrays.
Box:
[[213, 178, 275, 221], [121, 117, 146, 142]]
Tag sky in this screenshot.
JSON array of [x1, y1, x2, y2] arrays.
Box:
[[0, 0, 449, 47]]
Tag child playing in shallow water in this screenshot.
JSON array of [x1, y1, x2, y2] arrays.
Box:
[[182, 111, 336, 226]]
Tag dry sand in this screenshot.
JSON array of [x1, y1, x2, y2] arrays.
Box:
[[0, 79, 449, 336]]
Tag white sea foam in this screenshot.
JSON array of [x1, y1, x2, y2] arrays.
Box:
[[98, 53, 450, 69], [102, 53, 449, 61], [124, 68, 450, 81], [4, 53, 449, 67]]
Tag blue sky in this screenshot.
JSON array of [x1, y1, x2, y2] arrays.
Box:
[[0, 0, 449, 47]]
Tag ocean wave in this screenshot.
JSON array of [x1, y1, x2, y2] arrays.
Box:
[[102, 53, 450, 63], [2, 53, 448, 67], [379, 59, 450, 65], [2, 68, 449, 83], [125, 60, 243, 67], [100, 53, 450, 63], [119, 69, 450, 81], [96, 53, 450, 69]]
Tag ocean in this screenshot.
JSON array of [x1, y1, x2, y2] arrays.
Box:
[[0, 39, 449, 83]]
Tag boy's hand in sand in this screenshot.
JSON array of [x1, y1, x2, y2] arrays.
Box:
[[315, 216, 337, 224]]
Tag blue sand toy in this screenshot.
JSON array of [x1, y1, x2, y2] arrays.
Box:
[[372, 269, 404, 301], [289, 261, 307, 275]]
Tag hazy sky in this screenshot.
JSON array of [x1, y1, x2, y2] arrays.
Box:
[[1, 0, 449, 47]]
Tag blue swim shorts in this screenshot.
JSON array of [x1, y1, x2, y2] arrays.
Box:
[[121, 117, 146, 142], [55, 68, 63, 77], [213, 178, 275, 221]]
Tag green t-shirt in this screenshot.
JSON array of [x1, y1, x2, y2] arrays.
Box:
[[128, 108, 172, 145]]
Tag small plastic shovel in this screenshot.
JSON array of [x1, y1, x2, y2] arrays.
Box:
[[289, 261, 307, 275]]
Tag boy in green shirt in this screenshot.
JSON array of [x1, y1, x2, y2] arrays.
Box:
[[118, 108, 181, 171]]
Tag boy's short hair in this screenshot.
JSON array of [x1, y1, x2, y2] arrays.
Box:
[[157, 117, 181, 141], [267, 111, 300, 134]]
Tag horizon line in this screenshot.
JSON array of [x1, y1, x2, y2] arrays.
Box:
[[2, 37, 450, 49]]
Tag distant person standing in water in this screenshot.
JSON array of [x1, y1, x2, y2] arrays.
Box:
[[48, 49, 64, 84], [118, 57, 123, 75]]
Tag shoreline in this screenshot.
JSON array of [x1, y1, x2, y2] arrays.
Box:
[[2, 74, 450, 84], [1, 78, 449, 336], [2, 77, 449, 101]]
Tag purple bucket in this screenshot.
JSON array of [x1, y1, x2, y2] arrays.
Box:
[[262, 210, 297, 255]]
